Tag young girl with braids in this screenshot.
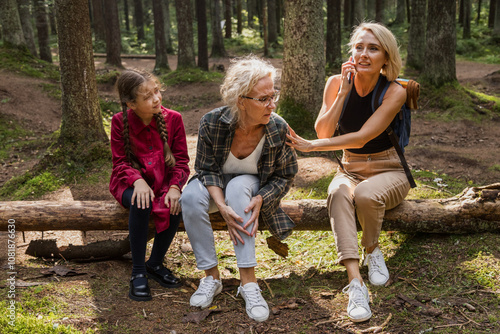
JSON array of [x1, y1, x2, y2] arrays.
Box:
[[110, 69, 190, 301]]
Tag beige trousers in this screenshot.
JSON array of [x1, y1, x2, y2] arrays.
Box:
[[327, 147, 410, 264]]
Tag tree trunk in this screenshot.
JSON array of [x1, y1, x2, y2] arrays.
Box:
[[353, 0, 364, 25], [489, 0, 496, 28], [267, 0, 277, 45], [2, 184, 499, 234], [210, 0, 227, 58], [262, 0, 268, 56], [152, 0, 170, 72], [236, 0, 243, 34], [375, 0, 385, 24], [162, 0, 174, 53], [395, 0, 406, 24], [477, 0, 482, 25], [134, 0, 145, 40], [17, 0, 38, 57], [247, 0, 255, 28], [463, 0, 471, 39], [196, 0, 209, 70], [366, 0, 376, 21], [174, 0, 196, 69], [280, 0, 324, 133], [124, 0, 130, 31], [34, 0, 52, 63], [103, 0, 122, 67], [0, 0, 26, 50], [54, 0, 108, 146], [406, 0, 426, 71], [459, 0, 465, 26], [91, 0, 106, 42], [494, 0, 500, 38], [423, 0, 457, 87], [344, 0, 352, 28], [326, 0, 342, 72], [224, 0, 232, 38]]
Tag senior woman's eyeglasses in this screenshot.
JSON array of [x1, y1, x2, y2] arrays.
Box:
[[240, 90, 280, 107]]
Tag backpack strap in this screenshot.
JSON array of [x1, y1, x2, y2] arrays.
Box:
[[373, 77, 417, 188]]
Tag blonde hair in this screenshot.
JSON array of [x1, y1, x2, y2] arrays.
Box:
[[348, 22, 402, 82], [220, 55, 276, 124]]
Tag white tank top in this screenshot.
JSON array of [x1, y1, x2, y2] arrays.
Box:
[[222, 136, 265, 175]]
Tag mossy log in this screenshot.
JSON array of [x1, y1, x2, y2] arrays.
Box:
[[1, 184, 499, 234]]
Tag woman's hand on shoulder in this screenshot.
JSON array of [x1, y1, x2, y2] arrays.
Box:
[[132, 179, 155, 209]]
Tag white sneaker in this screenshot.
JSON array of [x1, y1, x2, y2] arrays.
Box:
[[190, 276, 223, 309], [342, 278, 372, 322], [363, 247, 390, 286], [237, 282, 269, 322]]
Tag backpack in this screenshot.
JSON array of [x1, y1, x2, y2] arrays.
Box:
[[335, 75, 420, 188]]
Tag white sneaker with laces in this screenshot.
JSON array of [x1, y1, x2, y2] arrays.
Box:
[[363, 247, 390, 286], [342, 278, 372, 322], [190, 275, 223, 309], [237, 282, 269, 322]]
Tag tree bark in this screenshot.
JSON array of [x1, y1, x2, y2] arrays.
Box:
[[124, 0, 130, 31], [91, 0, 106, 42], [17, 0, 38, 57], [0, 0, 27, 50], [395, 0, 406, 24], [406, 0, 426, 71], [54, 0, 108, 145], [423, 0, 457, 87], [174, 0, 196, 69], [236, 0, 243, 34], [196, 0, 209, 70], [353, 0, 364, 25], [34, 0, 52, 63], [162, 0, 174, 53], [463, 0, 471, 39], [344, 0, 352, 28], [494, 0, 500, 38], [326, 0, 342, 72], [152, 0, 170, 72], [281, 0, 324, 131], [103, 0, 122, 68], [210, 0, 227, 57], [4, 184, 498, 234], [375, 0, 385, 24], [224, 0, 232, 38], [134, 0, 145, 40], [267, 0, 277, 45]]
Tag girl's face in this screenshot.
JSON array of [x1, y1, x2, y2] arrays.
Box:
[[127, 80, 162, 123], [239, 75, 276, 128], [351, 30, 388, 76]]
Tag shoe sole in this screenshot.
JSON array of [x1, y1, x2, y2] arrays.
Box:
[[148, 274, 183, 288], [190, 284, 223, 309], [128, 291, 152, 302], [349, 312, 372, 323], [246, 311, 269, 322]]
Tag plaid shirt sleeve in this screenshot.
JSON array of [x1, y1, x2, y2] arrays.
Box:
[[193, 110, 226, 189]]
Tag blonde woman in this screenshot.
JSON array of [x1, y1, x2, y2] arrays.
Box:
[[288, 22, 410, 322], [181, 55, 298, 322]]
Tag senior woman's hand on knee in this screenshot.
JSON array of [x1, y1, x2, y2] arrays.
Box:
[[244, 194, 263, 237], [219, 205, 251, 245]]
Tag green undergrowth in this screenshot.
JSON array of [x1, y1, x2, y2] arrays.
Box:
[[0, 47, 60, 81], [418, 82, 500, 122], [160, 68, 224, 86]]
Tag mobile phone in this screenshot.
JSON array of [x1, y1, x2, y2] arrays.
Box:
[[347, 72, 352, 84]]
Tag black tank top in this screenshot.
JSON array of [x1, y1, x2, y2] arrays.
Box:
[[339, 83, 393, 154]]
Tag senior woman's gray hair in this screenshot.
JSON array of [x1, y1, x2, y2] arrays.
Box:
[[220, 55, 276, 124]]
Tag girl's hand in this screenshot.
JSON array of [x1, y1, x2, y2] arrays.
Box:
[[286, 125, 314, 152], [164, 186, 181, 215], [243, 195, 263, 237], [219, 205, 250, 245], [132, 179, 155, 209]]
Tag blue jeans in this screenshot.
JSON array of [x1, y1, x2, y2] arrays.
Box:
[[181, 174, 260, 270]]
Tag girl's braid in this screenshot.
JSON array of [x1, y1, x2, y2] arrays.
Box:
[[121, 103, 142, 171], [154, 111, 176, 167]]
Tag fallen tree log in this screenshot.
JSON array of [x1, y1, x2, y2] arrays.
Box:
[[1, 184, 499, 234]]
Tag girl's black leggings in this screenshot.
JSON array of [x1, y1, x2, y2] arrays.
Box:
[[122, 187, 180, 276]]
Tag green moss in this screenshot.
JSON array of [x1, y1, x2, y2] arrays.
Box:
[[0, 47, 60, 81], [276, 97, 316, 138]]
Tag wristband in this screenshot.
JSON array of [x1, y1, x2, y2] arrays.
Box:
[[169, 184, 180, 191]]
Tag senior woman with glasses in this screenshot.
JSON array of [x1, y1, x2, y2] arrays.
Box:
[[181, 55, 297, 322]]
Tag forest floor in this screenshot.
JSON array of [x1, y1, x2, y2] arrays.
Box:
[[0, 56, 499, 333]]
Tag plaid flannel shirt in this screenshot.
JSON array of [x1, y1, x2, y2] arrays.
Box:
[[191, 106, 298, 240]]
